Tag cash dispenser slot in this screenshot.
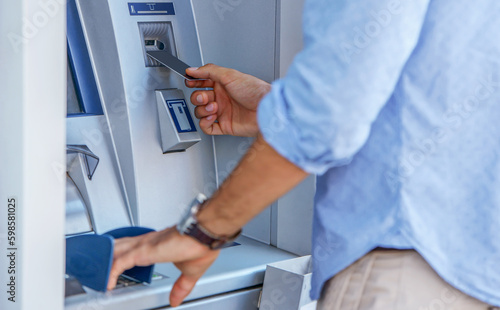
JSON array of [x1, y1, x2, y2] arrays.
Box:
[[64, 145, 157, 295], [67, 145, 99, 180], [65, 144, 99, 236]]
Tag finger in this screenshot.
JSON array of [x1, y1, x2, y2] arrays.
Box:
[[112, 237, 138, 257], [194, 102, 218, 119], [190, 90, 215, 106], [170, 274, 200, 307], [107, 253, 137, 291], [185, 78, 215, 89], [199, 115, 224, 136], [186, 64, 237, 86]]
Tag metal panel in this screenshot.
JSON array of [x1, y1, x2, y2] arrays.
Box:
[[0, 1, 66, 310], [276, 176, 315, 256], [65, 175, 93, 235], [66, 116, 132, 233], [192, 0, 277, 83], [192, 0, 277, 244], [273, 0, 314, 256], [156, 287, 261, 310], [275, 0, 306, 77]]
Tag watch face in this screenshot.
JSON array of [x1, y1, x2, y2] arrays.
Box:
[[178, 194, 207, 234], [176, 193, 242, 250]]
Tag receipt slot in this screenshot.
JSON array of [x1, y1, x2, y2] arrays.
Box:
[[156, 89, 201, 153]]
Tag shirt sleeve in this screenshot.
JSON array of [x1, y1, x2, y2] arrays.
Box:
[[257, 0, 430, 175]]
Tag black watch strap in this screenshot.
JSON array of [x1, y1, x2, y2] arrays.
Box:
[[178, 194, 242, 250], [185, 222, 241, 250]]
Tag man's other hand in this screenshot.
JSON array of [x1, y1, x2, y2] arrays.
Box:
[[185, 64, 271, 137], [107, 227, 219, 307]]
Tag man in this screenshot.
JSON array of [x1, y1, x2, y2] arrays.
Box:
[[108, 0, 500, 308]]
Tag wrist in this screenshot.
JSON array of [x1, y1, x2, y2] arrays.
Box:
[[177, 195, 242, 249], [196, 200, 243, 237]]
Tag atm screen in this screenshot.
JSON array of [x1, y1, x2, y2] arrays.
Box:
[[66, 0, 103, 117]]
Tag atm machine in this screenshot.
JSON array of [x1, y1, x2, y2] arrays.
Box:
[[63, 0, 309, 309]]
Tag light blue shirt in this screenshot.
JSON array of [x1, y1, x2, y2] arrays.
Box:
[[258, 0, 500, 305]]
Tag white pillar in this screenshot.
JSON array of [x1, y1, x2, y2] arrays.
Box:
[[0, 0, 66, 309]]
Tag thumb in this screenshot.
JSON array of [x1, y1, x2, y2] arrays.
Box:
[[186, 64, 237, 85], [170, 274, 199, 307]]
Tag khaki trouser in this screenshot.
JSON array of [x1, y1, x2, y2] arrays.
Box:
[[317, 249, 498, 310]]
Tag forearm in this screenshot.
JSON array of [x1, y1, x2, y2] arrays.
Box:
[[197, 134, 308, 236]]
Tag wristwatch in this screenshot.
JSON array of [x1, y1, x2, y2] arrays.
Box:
[[177, 194, 242, 250]]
